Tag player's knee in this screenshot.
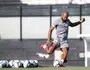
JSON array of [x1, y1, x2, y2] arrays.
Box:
[[48, 45, 56, 54], [47, 51, 53, 54], [62, 48, 67, 52], [62, 49, 68, 56], [47, 52, 52, 54]]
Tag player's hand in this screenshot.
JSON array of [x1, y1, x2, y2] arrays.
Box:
[[46, 40, 50, 46], [80, 18, 85, 23]]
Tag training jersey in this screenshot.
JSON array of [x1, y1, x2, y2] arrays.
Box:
[[52, 18, 70, 41], [52, 18, 81, 41]]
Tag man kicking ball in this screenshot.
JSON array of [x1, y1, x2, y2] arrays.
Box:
[[40, 12, 85, 66]]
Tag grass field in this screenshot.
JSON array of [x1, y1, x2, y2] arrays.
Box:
[[0, 67, 90, 70]]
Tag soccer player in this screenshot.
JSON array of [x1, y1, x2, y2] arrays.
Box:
[[40, 12, 85, 66]]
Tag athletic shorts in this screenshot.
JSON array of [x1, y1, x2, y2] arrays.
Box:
[[53, 37, 69, 48]]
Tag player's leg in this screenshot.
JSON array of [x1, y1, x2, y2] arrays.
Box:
[[40, 38, 58, 54], [37, 42, 57, 59], [61, 48, 69, 63], [61, 47, 68, 61], [44, 42, 56, 54], [40, 42, 56, 54], [59, 42, 69, 65]]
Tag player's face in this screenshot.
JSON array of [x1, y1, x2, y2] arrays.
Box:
[[62, 13, 68, 22]]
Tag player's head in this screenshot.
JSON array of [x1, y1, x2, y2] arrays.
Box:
[[61, 12, 69, 22]]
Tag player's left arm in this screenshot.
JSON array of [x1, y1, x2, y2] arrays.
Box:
[[69, 18, 85, 27]]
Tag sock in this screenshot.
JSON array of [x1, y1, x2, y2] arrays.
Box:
[[43, 44, 48, 49], [59, 59, 64, 65]]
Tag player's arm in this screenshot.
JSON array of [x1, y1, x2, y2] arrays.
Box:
[[46, 19, 58, 45], [46, 26, 55, 45], [69, 18, 85, 27]]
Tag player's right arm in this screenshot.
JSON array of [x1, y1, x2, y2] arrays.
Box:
[[46, 19, 58, 45], [46, 26, 55, 46]]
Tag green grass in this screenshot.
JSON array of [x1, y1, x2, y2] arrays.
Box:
[[0, 67, 90, 70]]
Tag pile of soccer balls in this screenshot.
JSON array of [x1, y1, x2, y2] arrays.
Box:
[[0, 60, 63, 68], [0, 60, 38, 68]]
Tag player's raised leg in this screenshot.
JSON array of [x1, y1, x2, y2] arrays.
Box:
[[40, 42, 56, 54], [40, 25, 56, 54]]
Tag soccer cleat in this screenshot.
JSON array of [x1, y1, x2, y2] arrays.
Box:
[[40, 44, 48, 49], [40, 45, 43, 48], [64, 59, 67, 63], [60, 64, 65, 67]]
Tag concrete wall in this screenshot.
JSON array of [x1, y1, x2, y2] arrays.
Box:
[[82, 16, 90, 34], [0, 39, 85, 66], [22, 17, 50, 39], [0, 17, 20, 39], [0, 16, 84, 39]]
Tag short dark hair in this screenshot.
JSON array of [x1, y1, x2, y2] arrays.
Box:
[[62, 12, 69, 16]]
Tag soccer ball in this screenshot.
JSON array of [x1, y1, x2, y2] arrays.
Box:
[[0, 60, 9, 68], [8, 60, 14, 67], [34, 60, 38, 67], [29, 60, 38, 67], [20, 60, 29, 68], [20, 60, 27, 68], [53, 60, 60, 67], [0, 60, 3, 68], [9, 60, 21, 68]]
